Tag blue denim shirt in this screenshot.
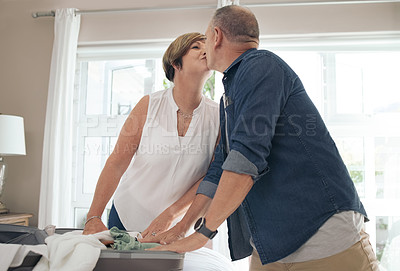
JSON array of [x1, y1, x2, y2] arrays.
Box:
[[197, 48, 367, 264]]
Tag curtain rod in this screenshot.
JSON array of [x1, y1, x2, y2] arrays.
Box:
[[31, 5, 215, 18], [32, 0, 400, 18]]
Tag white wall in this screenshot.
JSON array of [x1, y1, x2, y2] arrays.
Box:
[[0, 0, 399, 227]]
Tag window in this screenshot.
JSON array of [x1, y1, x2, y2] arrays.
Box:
[[72, 54, 167, 228], [72, 35, 400, 270], [268, 47, 400, 270]]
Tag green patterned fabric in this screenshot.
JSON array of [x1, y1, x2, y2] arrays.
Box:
[[110, 227, 160, 251]]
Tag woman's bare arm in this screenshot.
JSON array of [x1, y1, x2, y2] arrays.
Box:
[[83, 95, 149, 235]]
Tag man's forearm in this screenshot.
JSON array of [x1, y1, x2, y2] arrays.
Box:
[[204, 170, 254, 231], [147, 170, 254, 252]]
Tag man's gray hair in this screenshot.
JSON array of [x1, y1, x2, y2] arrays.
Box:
[[212, 5, 259, 43]]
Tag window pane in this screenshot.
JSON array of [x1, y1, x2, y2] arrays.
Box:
[[74, 207, 110, 229], [83, 137, 111, 194], [86, 62, 106, 115], [110, 60, 156, 115], [335, 55, 364, 114], [375, 137, 400, 199], [74, 207, 88, 229], [376, 216, 400, 270], [85, 59, 159, 116], [335, 53, 400, 115], [334, 137, 365, 197]]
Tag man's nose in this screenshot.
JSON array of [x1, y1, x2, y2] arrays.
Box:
[[200, 44, 206, 54]]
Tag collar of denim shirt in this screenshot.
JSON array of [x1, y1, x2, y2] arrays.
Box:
[[223, 48, 258, 75]]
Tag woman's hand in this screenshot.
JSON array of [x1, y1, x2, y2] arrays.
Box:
[[141, 209, 175, 239], [83, 217, 107, 235], [139, 222, 186, 245], [83, 218, 113, 245]]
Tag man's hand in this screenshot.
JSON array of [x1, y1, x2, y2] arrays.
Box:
[[146, 232, 209, 253]]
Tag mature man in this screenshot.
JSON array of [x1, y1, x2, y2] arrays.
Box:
[[146, 5, 379, 271]]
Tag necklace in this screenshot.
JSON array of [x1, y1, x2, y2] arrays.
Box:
[[177, 109, 194, 119]]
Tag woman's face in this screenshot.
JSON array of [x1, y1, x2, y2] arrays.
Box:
[[179, 40, 211, 79]]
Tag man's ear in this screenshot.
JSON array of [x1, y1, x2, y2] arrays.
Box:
[[213, 26, 223, 48]]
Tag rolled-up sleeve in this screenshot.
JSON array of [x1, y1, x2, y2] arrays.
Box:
[[221, 149, 267, 181], [224, 55, 292, 182]]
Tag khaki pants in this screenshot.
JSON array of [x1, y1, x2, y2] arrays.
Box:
[[249, 230, 380, 271]]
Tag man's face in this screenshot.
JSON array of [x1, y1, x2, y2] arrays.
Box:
[[204, 23, 215, 70]]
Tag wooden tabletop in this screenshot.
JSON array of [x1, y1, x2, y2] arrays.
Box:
[[0, 212, 33, 226]]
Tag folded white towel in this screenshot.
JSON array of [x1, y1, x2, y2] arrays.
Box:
[[33, 230, 106, 271]]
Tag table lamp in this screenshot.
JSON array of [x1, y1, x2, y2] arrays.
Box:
[[0, 114, 26, 214]]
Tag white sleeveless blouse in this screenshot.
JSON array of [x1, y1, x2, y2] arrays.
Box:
[[113, 87, 219, 231]]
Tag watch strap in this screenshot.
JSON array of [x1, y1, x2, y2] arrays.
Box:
[[194, 217, 218, 239]]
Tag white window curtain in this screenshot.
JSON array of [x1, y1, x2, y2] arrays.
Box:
[[38, 9, 80, 229]]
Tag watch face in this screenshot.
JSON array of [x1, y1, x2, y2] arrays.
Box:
[[194, 217, 203, 231]]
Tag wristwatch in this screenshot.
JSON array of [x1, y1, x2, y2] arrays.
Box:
[[194, 217, 218, 239]]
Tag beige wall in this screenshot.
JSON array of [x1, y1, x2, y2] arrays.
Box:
[[0, 0, 399, 227]]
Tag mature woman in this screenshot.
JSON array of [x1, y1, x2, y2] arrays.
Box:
[[83, 33, 233, 270]]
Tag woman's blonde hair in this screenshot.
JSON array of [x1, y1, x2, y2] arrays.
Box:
[[163, 32, 206, 82]]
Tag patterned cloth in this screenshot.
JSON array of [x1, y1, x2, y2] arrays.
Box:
[[109, 227, 159, 250]]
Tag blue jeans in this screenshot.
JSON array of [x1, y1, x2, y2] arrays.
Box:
[[108, 203, 126, 230]]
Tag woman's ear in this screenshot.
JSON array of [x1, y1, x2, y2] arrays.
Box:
[[172, 63, 181, 71]]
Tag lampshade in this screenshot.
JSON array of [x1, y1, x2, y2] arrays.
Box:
[[0, 115, 26, 156]]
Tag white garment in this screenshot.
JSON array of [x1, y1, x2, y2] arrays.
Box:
[[0, 244, 47, 271], [185, 247, 234, 271], [114, 87, 219, 231], [278, 211, 365, 263], [0, 244, 21, 271], [33, 231, 106, 271]]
